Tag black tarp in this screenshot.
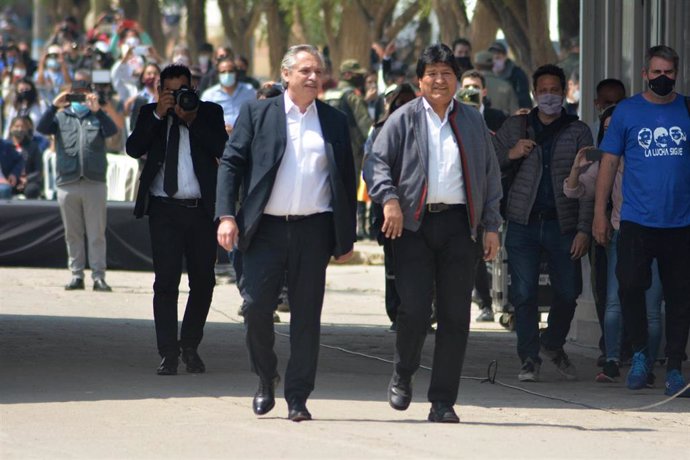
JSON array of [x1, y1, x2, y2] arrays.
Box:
[[0, 200, 153, 270]]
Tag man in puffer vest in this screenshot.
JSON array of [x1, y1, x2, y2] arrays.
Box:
[[493, 64, 594, 383]]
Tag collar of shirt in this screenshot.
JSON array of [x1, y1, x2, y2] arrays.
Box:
[[284, 91, 317, 116], [422, 97, 454, 125]]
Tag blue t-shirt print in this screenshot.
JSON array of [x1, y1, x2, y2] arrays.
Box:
[[599, 93, 690, 228]]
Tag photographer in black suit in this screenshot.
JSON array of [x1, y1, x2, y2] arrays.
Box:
[[216, 44, 357, 422], [126, 64, 228, 375]]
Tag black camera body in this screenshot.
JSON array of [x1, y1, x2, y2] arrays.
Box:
[[172, 87, 200, 112]]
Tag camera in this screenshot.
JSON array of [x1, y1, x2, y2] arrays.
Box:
[[66, 93, 86, 103], [172, 86, 200, 112], [457, 87, 481, 107]]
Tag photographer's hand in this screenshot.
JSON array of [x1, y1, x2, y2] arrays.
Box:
[[155, 90, 175, 118]]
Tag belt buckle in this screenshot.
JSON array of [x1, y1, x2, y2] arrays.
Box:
[[427, 203, 448, 213], [183, 199, 199, 208]]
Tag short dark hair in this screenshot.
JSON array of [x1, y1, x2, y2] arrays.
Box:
[[216, 56, 235, 70], [416, 43, 460, 80], [460, 69, 485, 88], [595, 78, 626, 95], [256, 85, 282, 99], [452, 38, 472, 51], [159, 64, 191, 88], [645, 45, 679, 71], [532, 64, 566, 91]]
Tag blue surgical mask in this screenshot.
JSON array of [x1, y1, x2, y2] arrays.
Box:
[[71, 102, 90, 114], [219, 71, 236, 88], [46, 58, 60, 70]]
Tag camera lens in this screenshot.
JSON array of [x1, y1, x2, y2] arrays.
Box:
[[175, 88, 200, 112]]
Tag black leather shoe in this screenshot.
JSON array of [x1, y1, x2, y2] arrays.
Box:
[[65, 277, 85, 290], [428, 402, 460, 423], [388, 372, 412, 411], [156, 355, 178, 375], [181, 348, 206, 373], [253, 376, 279, 415], [93, 278, 112, 292], [287, 399, 312, 422]]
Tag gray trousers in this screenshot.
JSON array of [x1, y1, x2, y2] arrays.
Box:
[[57, 179, 108, 280]]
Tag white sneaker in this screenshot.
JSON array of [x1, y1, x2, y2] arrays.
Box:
[[518, 357, 541, 382]]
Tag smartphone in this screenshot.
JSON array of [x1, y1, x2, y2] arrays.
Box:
[[92, 69, 111, 84], [66, 93, 86, 103], [585, 148, 604, 162], [134, 45, 149, 56]]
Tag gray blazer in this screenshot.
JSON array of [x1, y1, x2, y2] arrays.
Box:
[[363, 97, 503, 238]]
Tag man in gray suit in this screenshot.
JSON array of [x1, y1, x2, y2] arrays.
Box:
[[364, 43, 503, 423]]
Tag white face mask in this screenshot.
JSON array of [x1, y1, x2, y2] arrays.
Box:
[[124, 37, 140, 48], [492, 57, 506, 73]]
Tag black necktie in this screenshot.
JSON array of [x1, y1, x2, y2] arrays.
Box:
[[163, 116, 180, 197]]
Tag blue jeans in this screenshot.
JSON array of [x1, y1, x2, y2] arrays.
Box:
[[506, 219, 583, 363], [605, 230, 663, 365], [0, 183, 12, 199]]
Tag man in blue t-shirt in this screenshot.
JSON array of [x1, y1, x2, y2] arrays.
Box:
[[595, 45, 690, 397]]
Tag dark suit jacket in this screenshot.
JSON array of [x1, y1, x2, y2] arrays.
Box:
[[125, 102, 228, 219], [216, 96, 357, 258]]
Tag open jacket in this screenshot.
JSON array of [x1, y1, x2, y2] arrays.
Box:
[[493, 109, 594, 234], [363, 96, 503, 239]]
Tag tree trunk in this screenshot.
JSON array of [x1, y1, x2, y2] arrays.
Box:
[[217, 0, 263, 62], [433, 0, 469, 47], [265, 2, 290, 80], [328, 1, 371, 74], [139, 1, 166, 58], [119, 0, 139, 20], [557, 0, 579, 53], [470, 1, 499, 54], [525, 0, 557, 69], [185, 0, 207, 61]]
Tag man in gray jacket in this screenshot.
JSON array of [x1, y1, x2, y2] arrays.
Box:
[[364, 43, 502, 423], [38, 79, 118, 291], [493, 64, 593, 383]]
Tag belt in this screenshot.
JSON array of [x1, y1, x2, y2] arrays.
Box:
[[529, 209, 558, 221], [152, 196, 201, 208], [264, 212, 330, 222], [426, 203, 466, 213]]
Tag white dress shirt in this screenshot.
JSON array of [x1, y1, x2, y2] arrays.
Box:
[[150, 113, 202, 199], [423, 97, 466, 204], [263, 92, 332, 216]]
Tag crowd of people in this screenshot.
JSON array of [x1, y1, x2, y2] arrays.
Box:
[[2, 8, 689, 423]]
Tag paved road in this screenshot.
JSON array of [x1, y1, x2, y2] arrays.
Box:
[[1, 266, 688, 459]]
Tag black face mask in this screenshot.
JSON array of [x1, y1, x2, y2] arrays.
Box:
[[16, 90, 36, 105], [648, 74, 675, 97], [455, 56, 472, 72]]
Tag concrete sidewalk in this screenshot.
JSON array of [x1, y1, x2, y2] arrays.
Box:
[[1, 265, 688, 459]]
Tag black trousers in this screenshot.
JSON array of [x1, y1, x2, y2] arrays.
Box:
[[588, 241, 608, 355], [383, 239, 401, 323], [392, 206, 477, 404], [148, 198, 217, 357], [617, 221, 690, 370], [241, 213, 333, 403], [473, 227, 492, 308]]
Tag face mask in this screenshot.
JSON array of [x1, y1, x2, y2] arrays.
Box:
[[198, 55, 210, 69], [492, 57, 505, 73], [455, 56, 472, 71], [71, 102, 90, 114], [11, 129, 27, 141], [46, 58, 59, 70], [13, 68, 26, 79], [125, 37, 140, 48], [219, 71, 236, 87], [648, 74, 675, 97], [537, 93, 563, 116]]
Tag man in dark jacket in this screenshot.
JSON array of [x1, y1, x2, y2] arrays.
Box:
[[493, 64, 594, 383], [126, 64, 228, 375], [489, 41, 532, 109], [37, 79, 118, 292]]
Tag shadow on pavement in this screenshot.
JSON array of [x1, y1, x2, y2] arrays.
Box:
[[1, 313, 687, 418]]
